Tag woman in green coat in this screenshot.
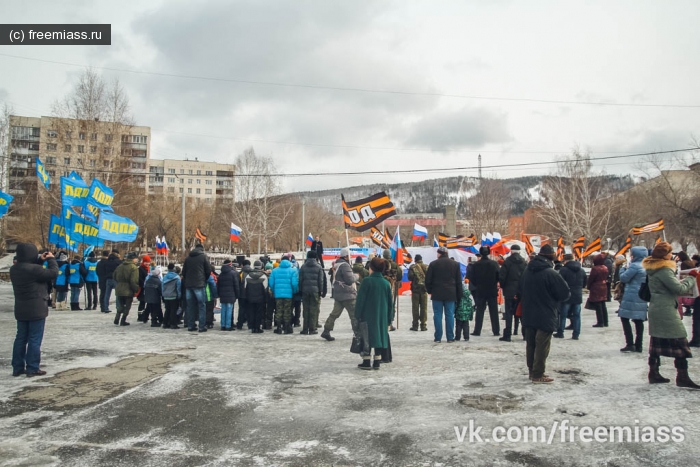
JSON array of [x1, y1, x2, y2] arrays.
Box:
[[355, 257, 394, 370], [643, 242, 700, 389]]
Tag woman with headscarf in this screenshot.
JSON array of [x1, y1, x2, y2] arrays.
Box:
[[644, 242, 700, 389], [587, 254, 609, 327], [618, 247, 648, 353], [354, 257, 393, 370]]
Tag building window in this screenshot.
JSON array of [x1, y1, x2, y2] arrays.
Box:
[[29, 142, 39, 151], [188, 179, 192, 184], [90, 160, 96, 167], [132, 135, 147, 144], [196, 179, 201, 184], [196, 188, 201, 194], [90, 133, 97, 141], [46, 143, 57, 151], [77, 145, 85, 153], [196, 170, 201, 175], [205, 189, 212, 194], [46, 156, 56, 164], [104, 161, 111, 168], [167, 187, 175, 193], [168, 168, 175, 174], [187, 188, 192, 194], [104, 134, 113, 142], [103, 147, 112, 155], [188, 170, 193, 175], [180, 178, 184, 184], [48, 170, 56, 177], [65, 131, 72, 139], [47, 130, 57, 138], [79, 132, 85, 140], [77, 158, 82, 166], [64, 144, 72, 152], [180, 169, 184, 174], [168, 177, 175, 183], [205, 170, 213, 176], [205, 180, 212, 185], [179, 188, 183, 193], [205, 198, 212, 204], [90, 146, 97, 153], [63, 170, 71, 177], [64, 158, 71, 165]]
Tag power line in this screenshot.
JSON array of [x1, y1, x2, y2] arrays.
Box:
[[2, 53, 699, 109]]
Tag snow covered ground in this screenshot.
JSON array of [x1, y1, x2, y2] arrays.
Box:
[[1, 280, 699, 466]]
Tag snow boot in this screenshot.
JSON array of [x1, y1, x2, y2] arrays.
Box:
[[113, 312, 121, 325], [119, 314, 130, 326], [675, 358, 700, 389], [321, 330, 335, 341], [358, 358, 372, 370], [648, 356, 670, 384], [284, 322, 293, 334], [373, 356, 381, 370], [273, 324, 282, 334]]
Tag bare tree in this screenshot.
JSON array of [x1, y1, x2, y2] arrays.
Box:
[[536, 149, 616, 242], [467, 177, 511, 234]]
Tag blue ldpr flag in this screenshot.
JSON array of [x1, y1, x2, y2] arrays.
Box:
[[98, 211, 139, 242], [60, 176, 89, 208], [0, 190, 13, 218], [87, 178, 114, 210], [36, 158, 51, 189]]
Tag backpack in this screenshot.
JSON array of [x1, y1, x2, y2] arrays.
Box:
[[638, 275, 651, 302], [383, 262, 397, 289], [410, 263, 426, 292]]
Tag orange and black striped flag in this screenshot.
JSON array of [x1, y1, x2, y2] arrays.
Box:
[[631, 219, 664, 235], [342, 192, 397, 232], [582, 237, 602, 258], [194, 227, 207, 243], [655, 236, 662, 246], [402, 250, 413, 264], [556, 237, 565, 261], [522, 233, 535, 256], [572, 236, 585, 259], [438, 232, 476, 249], [370, 226, 391, 249], [615, 236, 632, 257]]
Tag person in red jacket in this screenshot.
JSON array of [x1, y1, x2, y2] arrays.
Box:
[[588, 254, 609, 327]]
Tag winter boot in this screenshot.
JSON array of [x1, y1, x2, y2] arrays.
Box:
[[284, 322, 293, 334], [119, 314, 130, 326], [373, 356, 381, 370], [648, 356, 670, 384], [321, 330, 335, 341], [113, 312, 121, 325], [634, 330, 644, 353], [620, 345, 635, 352], [675, 358, 700, 389], [274, 324, 282, 334], [358, 358, 372, 370]]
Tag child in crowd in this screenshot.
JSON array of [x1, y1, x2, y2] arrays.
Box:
[[455, 279, 475, 341]]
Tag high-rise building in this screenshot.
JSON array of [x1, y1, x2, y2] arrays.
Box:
[[147, 159, 235, 203]]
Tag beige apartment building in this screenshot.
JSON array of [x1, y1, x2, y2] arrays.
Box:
[[148, 159, 235, 203], [8, 115, 151, 196]]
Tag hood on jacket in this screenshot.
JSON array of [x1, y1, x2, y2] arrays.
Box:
[[526, 255, 552, 273], [563, 260, 582, 272], [163, 271, 179, 282], [630, 246, 647, 262], [593, 255, 606, 266], [278, 259, 292, 269], [221, 264, 233, 274], [242, 264, 253, 273], [189, 247, 204, 257], [15, 243, 38, 263], [506, 253, 525, 264]]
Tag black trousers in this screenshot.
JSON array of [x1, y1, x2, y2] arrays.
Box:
[[237, 298, 249, 328], [473, 295, 500, 335], [503, 298, 517, 338], [206, 300, 216, 326], [380, 333, 392, 362], [593, 301, 609, 326], [85, 282, 98, 309], [163, 299, 179, 328], [145, 302, 163, 324], [264, 294, 275, 328], [621, 317, 644, 348], [249, 302, 264, 331], [455, 319, 470, 341], [292, 299, 302, 325], [98, 282, 106, 310], [692, 297, 700, 343]]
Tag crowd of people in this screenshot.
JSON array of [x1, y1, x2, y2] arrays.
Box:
[[8, 238, 700, 387]]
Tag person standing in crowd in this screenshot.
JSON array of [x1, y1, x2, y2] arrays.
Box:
[[205, 269, 218, 329], [588, 255, 609, 327], [425, 246, 462, 343], [113, 252, 140, 326], [68, 255, 87, 310], [269, 254, 299, 334], [54, 252, 69, 311], [643, 242, 700, 389], [102, 250, 121, 313], [236, 259, 253, 330], [408, 254, 429, 332], [181, 243, 212, 333], [353, 256, 369, 288], [602, 252, 614, 302], [355, 257, 393, 370], [11, 244, 57, 377], [677, 251, 696, 316], [499, 244, 526, 342], [290, 255, 303, 327], [217, 259, 240, 331], [455, 278, 475, 341], [161, 263, 182, 330], [311, 235, 325, 269], [245, 260, 269, 333], [136, 255, 152, 322], [299, 250, 327, 335], [556, 254, 587, 340], [381, 250, 401, 321], [617, 246, 648, 352], [263, 263, 275, 330], [468, 245, 501, 337], [95, 250, 110, 312], [144, 267, 164, 327], [83, 252, 99, 310], [322, 248, 357, 341], [520, 244, 571, 383]]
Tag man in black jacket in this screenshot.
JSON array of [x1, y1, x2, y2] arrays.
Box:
[[556, 254, 587, 339], [10, 243, 58, 377], [498, 245, 527, 341], [95, 250, 109, 312], [102, 250, 121, 313], [299, 250, 327, 335], [519, 244, 571, 383], [467, 246, 501, 337], [181, 244, 212, 332], [425, 247, 462, 343], [311, 236, 325, 269]]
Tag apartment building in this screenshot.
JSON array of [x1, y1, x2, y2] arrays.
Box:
[[148, 158, 235, 203], [8, 115, 151, 196]]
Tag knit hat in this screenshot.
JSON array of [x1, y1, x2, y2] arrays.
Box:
[[538, 244, 556, 259], [437, 246, 448, 255], [510, 244, 521, 251], [415, 254, 422, 261], [254, 260, 263, 269], [141, 255, 151, 263], [150, 267, 161, 277], [126, 252, 139, 260], [355, 256, 363, 263], [563, 253, 574, 261], [223, 259, 232, 265], [307, 250, 317, 259], [265, 263, 273, 270], [479, 245, 491, 256], [382, 249, 392, 260], [651, 241, 673, 259], [340, 247, 350, 258]]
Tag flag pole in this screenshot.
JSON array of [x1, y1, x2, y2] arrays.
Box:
[[345, 229, 350, 247], [662, 229, 667, 242]]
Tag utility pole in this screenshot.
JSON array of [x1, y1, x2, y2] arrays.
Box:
[[478, 154, 482, 180], [301, 198, 305, 254]]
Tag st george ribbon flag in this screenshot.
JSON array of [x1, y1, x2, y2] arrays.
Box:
[[342, 192, 396, 232]]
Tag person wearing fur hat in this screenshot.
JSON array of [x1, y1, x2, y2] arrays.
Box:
[[68, 255, 87, 310], [136, 255, 152, 322], [322, 248, 357, 341], [643, 242, 700, 389], [144, 267, 164, 327], [54, 251, 70, 310]]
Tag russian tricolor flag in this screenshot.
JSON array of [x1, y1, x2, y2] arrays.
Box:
[[412, 223, 428, 242], [230, 223, 242, 242], [433, 236, 439, 247], [306, 233, 313, 246], [390, 225, 403, 265]]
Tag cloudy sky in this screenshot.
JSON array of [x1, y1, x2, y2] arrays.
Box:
[[2, 0, 700, 192]]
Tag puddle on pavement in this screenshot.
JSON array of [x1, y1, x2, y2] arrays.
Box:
[[459, 393, 522, 414]]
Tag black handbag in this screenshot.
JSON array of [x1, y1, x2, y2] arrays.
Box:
[[350, 335, 362, 354], [350, 321, 370, 354], [638, 275, 651, 302]]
